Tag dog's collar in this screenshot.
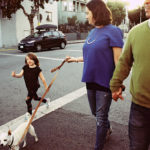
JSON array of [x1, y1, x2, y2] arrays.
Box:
[[8, 135, 14, 148]]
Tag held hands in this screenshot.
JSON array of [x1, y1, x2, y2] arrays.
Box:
[[112, 85, 125, 101]]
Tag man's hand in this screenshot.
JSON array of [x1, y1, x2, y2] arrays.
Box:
[[112, 87, 124, 101]]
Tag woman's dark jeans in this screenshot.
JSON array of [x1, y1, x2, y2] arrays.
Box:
[[129, 102, 150, 150], [87, 89, 112, 150]]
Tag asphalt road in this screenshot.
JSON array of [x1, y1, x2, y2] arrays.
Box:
[[0, 43, 142, 150], [0, 44, 84, 125]]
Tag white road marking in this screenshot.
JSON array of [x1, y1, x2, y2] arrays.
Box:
[[38, 56, 64, 61], [0, 53, 26, 57], [0, 52, 82, 61], [0, 86, 86, 132]]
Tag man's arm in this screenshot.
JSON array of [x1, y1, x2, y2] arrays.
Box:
[[110, 33, 134, 101]]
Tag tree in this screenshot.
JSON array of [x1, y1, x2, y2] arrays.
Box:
[[128, 6, 147, 28], [0, 0, 49, 34], [67, 15, 78, 26], [107, 1, 126, 26]]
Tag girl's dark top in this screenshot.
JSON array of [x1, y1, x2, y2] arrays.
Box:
[[23, 65, 42, 91]]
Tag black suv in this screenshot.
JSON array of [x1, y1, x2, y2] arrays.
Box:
[[18, 24, 67, 52]]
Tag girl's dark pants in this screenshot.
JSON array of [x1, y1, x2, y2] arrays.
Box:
[[26, 88, 47, 114]]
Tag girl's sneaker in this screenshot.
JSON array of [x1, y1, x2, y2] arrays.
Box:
[[45, 98, 51, 108], [24, 112, 31, 121]]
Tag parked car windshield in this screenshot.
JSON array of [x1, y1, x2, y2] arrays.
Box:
[[33, 31, 44, 38], [34, 32, 41, 37], [27, 31, 44, 38], [58, 31, 65, 36]]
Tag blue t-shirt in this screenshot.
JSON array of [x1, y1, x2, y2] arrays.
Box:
[[82, 24, 123, 88]]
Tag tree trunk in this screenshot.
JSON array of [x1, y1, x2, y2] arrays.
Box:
[[20, 6, 35, 35], [28, 15, 34, 34]]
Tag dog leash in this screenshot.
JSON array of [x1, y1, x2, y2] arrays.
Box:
[[51, 57, 69, 73], [17, 72, 58, 146]]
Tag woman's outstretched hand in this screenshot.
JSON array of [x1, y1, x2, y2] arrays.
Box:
[[66, 56, 78, 63]]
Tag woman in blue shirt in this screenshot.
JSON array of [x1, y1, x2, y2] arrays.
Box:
[[66, 0, 123, 149]]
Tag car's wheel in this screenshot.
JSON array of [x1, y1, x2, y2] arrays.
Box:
[[60, 42, 66, 49], [36, 44, 42, 52]]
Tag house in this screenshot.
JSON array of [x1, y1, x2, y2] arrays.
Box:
[[57, 0, 87, 25], [0, 1, 58, 48]]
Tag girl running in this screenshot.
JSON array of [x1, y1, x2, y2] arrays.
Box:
[[12, 52, 50, 118]]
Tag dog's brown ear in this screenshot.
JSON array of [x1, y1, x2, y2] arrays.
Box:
[[8, 130, 12, 135]]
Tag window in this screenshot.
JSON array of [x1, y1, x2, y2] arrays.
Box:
[[81, 3, 85, 12], [68, 2, 73, 11], [73, 1, 76, 12], [47, 32, 53, 37], [77, 2, 79, 12], [63, 1, 67, 11], [45, 11, 52, 22], [43, 32, 49, 37], [53, 31, 60, 37]]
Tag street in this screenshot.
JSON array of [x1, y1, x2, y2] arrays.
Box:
[[0, 43, 134, 150], [0, 43, 85, 125]]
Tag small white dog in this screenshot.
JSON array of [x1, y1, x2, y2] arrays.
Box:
[[0, 118, 38, 150]]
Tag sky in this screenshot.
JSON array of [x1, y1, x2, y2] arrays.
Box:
[[122, 0, 145, 10], [105, 0, 145, 10]]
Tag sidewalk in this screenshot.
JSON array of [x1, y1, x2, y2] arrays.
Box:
[[0, 46, 17, 51], [30, 108, 129, 150], [0, 108, 129, 150]]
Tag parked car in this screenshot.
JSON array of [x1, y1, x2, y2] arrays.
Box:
[[18, 24, 67, 52]]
